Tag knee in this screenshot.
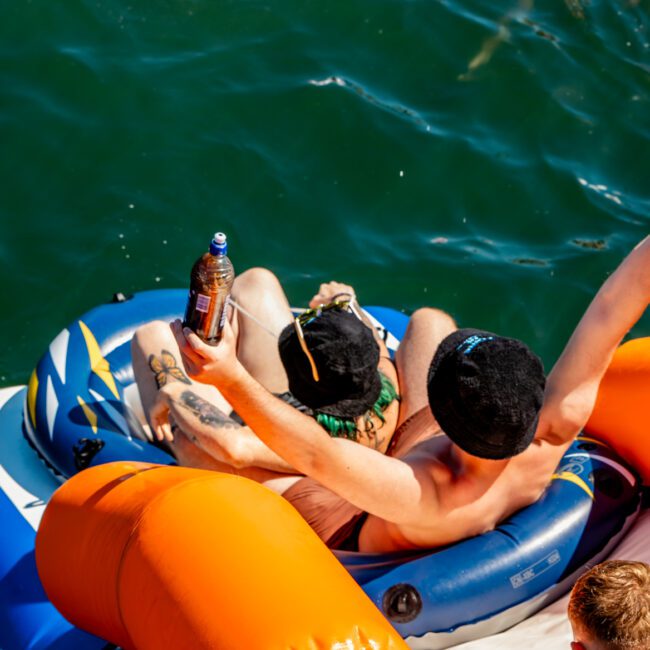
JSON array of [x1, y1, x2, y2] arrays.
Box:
[[232, 268, 288, 312], [131, 320, 173, 353], [408, 307, 457, 337], [233, 267, 282, 294], [395, 308, 457, 370]]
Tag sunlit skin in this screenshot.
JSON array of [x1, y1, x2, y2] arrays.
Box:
[[156, 236, 650, 553], [132, 270, 400, 498]]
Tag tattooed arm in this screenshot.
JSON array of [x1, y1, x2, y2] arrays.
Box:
[[151, 382, 297, 473]]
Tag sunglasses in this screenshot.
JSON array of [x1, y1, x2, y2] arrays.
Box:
[[293, 293, 362, 382]]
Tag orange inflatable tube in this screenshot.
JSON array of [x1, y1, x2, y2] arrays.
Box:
[[586, 337, 650, 485], [35, 462, 406, 650]]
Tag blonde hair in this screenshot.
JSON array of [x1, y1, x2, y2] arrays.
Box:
[[568, 560, 650, 649]]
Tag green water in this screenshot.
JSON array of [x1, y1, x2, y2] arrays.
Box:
[[2, 0, 649, 387]]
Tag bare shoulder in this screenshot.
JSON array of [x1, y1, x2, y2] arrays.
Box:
[[400, 435, 456, 486], [378, 354, 398, 386]]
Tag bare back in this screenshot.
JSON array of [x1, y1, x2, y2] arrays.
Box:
[[359, 430, 571, 552]]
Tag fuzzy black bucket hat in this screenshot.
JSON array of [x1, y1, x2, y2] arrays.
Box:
[[427, 328, 545, 459], [278, 309, 381, 418]]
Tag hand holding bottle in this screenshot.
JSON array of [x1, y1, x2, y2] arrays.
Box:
[[171, 318, 245, 388]]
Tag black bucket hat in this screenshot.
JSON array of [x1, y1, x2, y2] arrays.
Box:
[[427, 328, 545, 459], [278, 309, 381, 418]]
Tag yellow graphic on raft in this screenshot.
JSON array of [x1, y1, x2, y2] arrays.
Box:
[[551, 471, 594, 500], [27, 369, 39, 428], [77, 396, 98, 434], [78, 320, 120, 400]]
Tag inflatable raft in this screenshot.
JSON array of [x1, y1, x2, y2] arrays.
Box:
[[1, 290, 649, 649]]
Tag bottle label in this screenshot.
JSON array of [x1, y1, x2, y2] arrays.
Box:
[[218, 295, 231, 331], [195, 293, 211, 313]]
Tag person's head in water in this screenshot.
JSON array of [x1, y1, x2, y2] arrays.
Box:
[[567, 560, 650, 650], [278, 303, 397, 439], [427, 328, 545, 459]]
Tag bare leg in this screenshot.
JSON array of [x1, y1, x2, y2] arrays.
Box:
[[230, 267, 293, 394], [131, 318, 303, 491], [395, 308, 457, 427], [132, 268, 292, 427], [131, 320, 232, 433]]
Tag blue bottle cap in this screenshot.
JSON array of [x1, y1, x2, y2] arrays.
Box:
[[209, 232, 228, 255]]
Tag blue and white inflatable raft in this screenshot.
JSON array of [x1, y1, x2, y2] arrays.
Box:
[[0, 289, 646, 649]]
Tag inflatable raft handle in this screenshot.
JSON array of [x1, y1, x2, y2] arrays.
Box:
[[36, 462, 407, 650]]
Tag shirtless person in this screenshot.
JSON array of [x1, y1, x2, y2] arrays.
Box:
[[158, 235, 650, 553], [131, 267, 399, 504]]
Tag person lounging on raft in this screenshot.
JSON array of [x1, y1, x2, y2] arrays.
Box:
[[149, 234, 650, 554], [131, 268, 400, 508]]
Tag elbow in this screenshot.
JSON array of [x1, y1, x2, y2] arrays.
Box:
[[542, 377, 603, 445], [549, 400, 593, 443], [298, 443, 336, 482], [229, 438, 254, 469], [213, 436, 251, 469]]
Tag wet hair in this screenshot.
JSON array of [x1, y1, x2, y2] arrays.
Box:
[[568, 560, 650, 649], [314, 372, 398, 440]]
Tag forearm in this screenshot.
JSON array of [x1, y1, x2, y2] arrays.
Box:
[[173, 317, 428, 523], [544, 236, 650, 435], [217, 366, 426, 523], [552, 237, 650, 382], [165, 385, 296, 473]]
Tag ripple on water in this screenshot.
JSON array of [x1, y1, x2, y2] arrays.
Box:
[[3, 0, 650, 386]]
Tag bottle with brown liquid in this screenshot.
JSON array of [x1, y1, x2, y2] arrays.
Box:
[[183, 232, 235, 345]]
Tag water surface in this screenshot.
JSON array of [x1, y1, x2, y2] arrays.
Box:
[[2, 0, 649, 386]]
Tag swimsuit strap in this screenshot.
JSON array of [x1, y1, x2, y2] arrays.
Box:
[[387, 406, 438, 457]]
